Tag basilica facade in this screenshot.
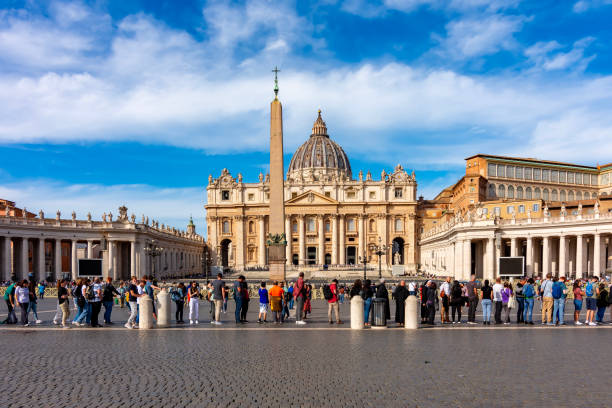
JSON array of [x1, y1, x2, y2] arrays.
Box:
[[206, 111, 418, 274]]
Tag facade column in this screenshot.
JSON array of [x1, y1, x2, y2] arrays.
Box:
[[510, 238, 517, 257], [331, 215, 338, 265], [380, 214, 388, 266], [338, 216, 345, 265], [87, 240, 93, 258], [108, 241, 115, 280], [463, 239, 471, 280], [357, 215, 365, 264], [235, 216, 245, 270], [130, 241, 136, 278], [54, 239, 62, 279], [71, 239, 78, 280], [317, 216, 325, 265], [258, 216, 266, 266], [298, 215, 305, 266], [38, 238, 45, 280], [559, 235, 566, 277], [285, 216, 291, 266], [542, 236, 550, 277], [526, 236, 533, 277], [453, 240, 462, 279], [138, 242, 146, 277], [608, 236, 612, 270], [576, 235, 583, 279], [594, 233, 601, 277], [486, 237, 495, 281]]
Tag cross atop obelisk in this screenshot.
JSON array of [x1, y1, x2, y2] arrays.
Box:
[[268, 66, 286, 281]]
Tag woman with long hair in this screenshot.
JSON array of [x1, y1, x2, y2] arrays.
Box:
[[188, 281, 199, 325], [480, 279, 493, 325], [349, 279, 362, 298], [27, 280, 42, 324], [57, 279, 71, 328], [573, 280, 585, 325], [14, 280, 30, 326], [362, 279, 374, 326]]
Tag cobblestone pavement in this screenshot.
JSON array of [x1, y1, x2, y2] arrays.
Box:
[[2, 299, 612, 407]]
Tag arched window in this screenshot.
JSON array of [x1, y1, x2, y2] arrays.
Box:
[[507, 185, 514, 199], [575, 191, 582, 200], [369, 219, 376, 232], [222, 220, 230, 234], [543, 188, 549, 201], [497, 184, 505, 199], [568, 191, 575, 201], [534, 187, 541, 199], [395, 218, 403, 232], [248, 221, 255, 234], [551, 189, 558, 201], [516, 186, 524, 199], [525, 187, 532, 199], [488, 183, 496, 198], [592, 192, 598, 199], [560, 190, 566, 201]]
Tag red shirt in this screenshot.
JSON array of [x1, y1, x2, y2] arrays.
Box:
[[329, 283, 338, 303]]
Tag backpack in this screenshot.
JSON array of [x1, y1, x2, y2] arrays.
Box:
[[552, 282, 563, 299], [523, 284, 534, 298], [86, 285, 95, 301], [585, 283, 594, 297], [323, 284, 333, 300], [597, 290, 608, 308]]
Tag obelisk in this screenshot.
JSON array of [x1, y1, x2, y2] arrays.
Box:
[[268, 66, 286, 281]]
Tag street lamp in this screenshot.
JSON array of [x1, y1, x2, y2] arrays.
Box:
[[144, 239, 163, 279], [369, 237, 388, 280], [358, 252, 371, 281]]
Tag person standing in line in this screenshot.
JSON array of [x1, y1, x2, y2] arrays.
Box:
[[288, 282, 295, 310], [125, 276, 141, 329], [118, 281, 127, 309], [57, 279, 71, 328], [211, 273, 226, 325], [362, 279, 374, 326], [349, 279, 362, 298], [426, 281, 437, 325], [327, 279, 343, 325], [233, 276, 245, 324], [269, 281, 284, 324], [281, 282, 290, 321], [539, 273, 554, 325], [240, 279, 250, 323], [27, 280, 42, 324], [303, 282, 312, 320], [393, 280, 409, 327], [38, 281, 46, 300], [522, 278, 536, 325], [584, 277, 598, 326], [439, 277, 451, 324], [144, 276, 161, 320], [595, 283, 608, 324], [3, 279, 18, 324], [14, 280, 30, 327], [293, 272, 306, 325], [501, 282, 513, 325], [102, 277, 120, 325], [420, 282, 428, 324], [89, 277, 103, 327], [573, 279, 585, 325], [188, 281, 200, 325], [492, 278, 504, 325], [552, 276, 568, 326], [515, 279, 525, 324], [376, 279, 391, 322], [258, 281, 269, 324], [480, 280, 493, 325], [338, 285, 345, 304], [449, 280, 463, 324], [466, 275, 479, 325], [171, 283, 186, 323], [71, 279, 85, 326]]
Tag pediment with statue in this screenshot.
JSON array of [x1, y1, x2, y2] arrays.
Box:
[[208, 168, 238, 188], [390, 164, 415, 184], [285, 190, 339, 205]]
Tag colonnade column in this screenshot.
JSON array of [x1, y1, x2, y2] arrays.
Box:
[[55, 239, 62, 278], [486, 237, 494, 281], [285, 216, 291, 266], [130, 241, 136, 278], [317, 216, 325, 265], [331, 215, 338, 265], [559, 235, 566, 277], [108, 240, 115, 280], [20, 237, 29, 279], [608, 237, 612, 270], [380, 214, 388, 266], [38, 238, 45, 280], [542, 236, 550, 277], [298, 215, 305, 266], [526, 236, 533, 277], [3, 237, 12, 281], [71, 239, 78, 280], [87, 240, 93, 258], [258, 216, 266, 266], [510, 238, 517, 257], [339, 216, 345, 265], [594, 233, 601, 277], [463, 239, 471, 280], [576, 235, 583, 279]]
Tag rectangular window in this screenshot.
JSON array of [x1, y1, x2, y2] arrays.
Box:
[[497, 165, 505, 178], [507, 166, 514, 178], [515, 167, 523, 179], [347, 219, 355, 232], [575, 173, 582, 184], [567, 172, 575, 184], [551, 170, 558, 182], [324, 191, 331, 197], [542, 169, 550, 182], [533, 204, 539, 212], [395, 219, 403, 231], [602, 173, 609, 186], [507, 206, 514, 214], [369, 191, 376, 199], [494, 207, 501, 216], [221, 190, 230, 201], [518, 205, 525, 213], [394, 188, 403, 198], [533, 168, 541, 181], [347, 191, 356, 199], [488, 163, 496, 177], [247, 193, 255, 201], [482, 208, 488, 215], [524, 167, 532, 180], [591, 174, 597, 185], [307, 218, 315, 232], [291, 192, 297, 198], [265, 193, 270, 200], [559, 171, 566, 183]]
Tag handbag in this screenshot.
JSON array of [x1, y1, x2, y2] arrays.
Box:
[[507, 295, 516, 309]]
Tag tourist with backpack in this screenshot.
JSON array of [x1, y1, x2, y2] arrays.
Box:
[[466, 275, 479, 325], [539, 273, 554, 325], [439, 277, 451, 324], [552, 276, 568, 325], [57, 279, 71, 328], [501, 281, 513, 324], [125, 276, 141, 329], [522, 278, 536, 325], [171, 283, 186, 323], [27, 280, 42, 324], [515, 279, 525, 324], [449, 280, 463, 324], [102, 277, 120, 325], [584, 277, 598, 326], [2, 279, 18, 324], [281, 282, 290, 321], [572, 280, 585, 325], [89, 277, 103, 327], [325, 279, 343, 324], [362, 279, 374, 326], [595, 283, 608, 324]]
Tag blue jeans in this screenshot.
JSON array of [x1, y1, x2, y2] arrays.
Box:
[[75, 302, 90, 324], [596, 306, 606, 322], [482, 299, 492, 322], [27, 302, 39, 320], [103, 301, 114, 323], [516, 297, 525, 322], [235, 298, 243, 323], [524, 298, 534, 322], [553, 298, 565, 324], [364, 298, 372, 323], [289, 298, 294, 309]]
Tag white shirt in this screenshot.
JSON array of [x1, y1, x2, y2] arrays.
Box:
[[16, 287, 29, 304], [408, 282, 415, 292], [137, 285, 144, 304], [440, 282, 450, 296], [492, 283, 504, 301]]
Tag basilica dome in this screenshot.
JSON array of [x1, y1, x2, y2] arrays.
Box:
[[287, 110, 352, 182]]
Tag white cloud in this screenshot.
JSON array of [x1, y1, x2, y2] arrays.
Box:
[[0, 179, 205, 233], [572, 0, 612, 13], [525, 37, 595, 71], [341, 0, 520, 17]]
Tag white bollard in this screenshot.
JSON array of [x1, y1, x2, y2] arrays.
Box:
[[138, 296, 154, 330], [351, 296, 364, 329], [157, 289, 171, 328], [404, 295, 418, 330]]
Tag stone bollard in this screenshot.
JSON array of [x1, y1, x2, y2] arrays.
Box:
[[404, 295, 418, 330], [351, 296, 364, 329], [157, 289, 171, 328], [138, 296, 154, 330]]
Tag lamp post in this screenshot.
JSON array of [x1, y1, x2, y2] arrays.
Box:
[[358, 252, 371, 281], [370, 237, 388, 280], [144, 240, 163, 280]]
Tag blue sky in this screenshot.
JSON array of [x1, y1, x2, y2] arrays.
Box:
[[1, 0, 612, 233]]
